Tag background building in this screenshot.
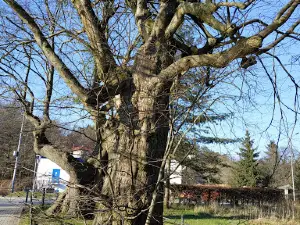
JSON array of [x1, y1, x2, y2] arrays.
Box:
[[35, 146, 91, 192]]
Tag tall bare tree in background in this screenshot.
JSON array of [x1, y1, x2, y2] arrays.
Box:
[[0, 0, 299, 224]]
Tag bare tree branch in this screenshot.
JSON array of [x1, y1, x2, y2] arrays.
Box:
[[258, 0, 299, 38], [159, 36, 262, 79], [3, 0, 90, 104]]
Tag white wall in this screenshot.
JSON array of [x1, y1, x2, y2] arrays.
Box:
[[72, 150, 82, 158], [36, 157, 184, 191], [36, 157, 70, 192], [169, 160, 182, 184]]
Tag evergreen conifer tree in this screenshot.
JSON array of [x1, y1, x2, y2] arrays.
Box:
[[233, 130, 260, 187], [258, 141, 280, 187]]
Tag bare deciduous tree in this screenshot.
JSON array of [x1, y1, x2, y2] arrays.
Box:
[[0, 0, 299, 224]]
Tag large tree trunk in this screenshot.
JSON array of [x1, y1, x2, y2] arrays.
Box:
[[46, 176, 95, 218], [93, 95, 169, 224], [93, 44, 172, 225], [46, 181, 81, 217]]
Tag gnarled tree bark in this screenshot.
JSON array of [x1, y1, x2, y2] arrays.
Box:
[[2, 0, 299, 224]]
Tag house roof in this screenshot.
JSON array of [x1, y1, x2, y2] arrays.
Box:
[[72, 145, 92, 152], [277, 184, 293, 190]]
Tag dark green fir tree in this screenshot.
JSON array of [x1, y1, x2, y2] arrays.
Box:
[[233, 130, 260, 187], [258, 141, 280, 187]]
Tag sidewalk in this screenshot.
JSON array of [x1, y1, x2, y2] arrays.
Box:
[[0, 197, 24, 225]]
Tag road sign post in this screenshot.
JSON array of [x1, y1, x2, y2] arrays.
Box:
[[52, 169, 60, 184]]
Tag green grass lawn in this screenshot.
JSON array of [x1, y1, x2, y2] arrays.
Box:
[[19, 207, 245, 225], [19, 213, 93, 225], [163, 207, 300, 225], [18, 206, 93, 225], [164, 208, 250, 225], [19, 214, 93, 225], [18, 205, 300, 225]]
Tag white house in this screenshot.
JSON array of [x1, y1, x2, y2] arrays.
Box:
[[169, 160, 183, 184], [35, 146, 92, 192], [36, 156, 70, 192], [36, 149, 184, 192], [278, 184, 294, 199], [169, 155, 197, 185], [72, 145, 92, 159]]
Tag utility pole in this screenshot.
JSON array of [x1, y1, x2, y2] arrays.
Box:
[[31, 155, 39, 192], [11, 113, 25, 193], [290, 147, 296, 202], [29, 155, 39, 225]]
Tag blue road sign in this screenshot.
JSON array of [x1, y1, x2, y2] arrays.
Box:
[[52, 169, 60, 184]]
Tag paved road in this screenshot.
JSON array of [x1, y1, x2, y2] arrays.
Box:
[[0, 197, 24, 225]]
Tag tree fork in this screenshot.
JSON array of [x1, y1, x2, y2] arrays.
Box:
[[32, 127, 97, 218]]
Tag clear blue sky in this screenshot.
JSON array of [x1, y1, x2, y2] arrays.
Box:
[[206, 48, 300, 159]]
